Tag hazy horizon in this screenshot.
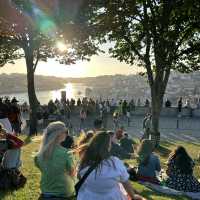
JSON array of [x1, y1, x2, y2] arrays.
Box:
[[0, 53, 143, 78], [0, 72, 135, 79]]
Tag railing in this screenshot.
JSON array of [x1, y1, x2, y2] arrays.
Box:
[[131, 106, 199, 117]]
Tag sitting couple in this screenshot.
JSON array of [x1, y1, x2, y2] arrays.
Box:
[[35, 121, 146, 200], [135, 139, 200, 193]]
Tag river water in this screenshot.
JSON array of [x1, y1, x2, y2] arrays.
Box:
[[0, 83, 88, 105]]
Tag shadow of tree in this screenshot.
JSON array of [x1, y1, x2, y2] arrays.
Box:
[[160, 140, 175, 147], [141, 189, 189, 200], [156, 144, 171, 158], [23, 136, 32, 146], [0, 190, 10, 200]]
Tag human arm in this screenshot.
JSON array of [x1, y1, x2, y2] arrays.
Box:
[[66, 152, 76, 177], [155, 155, 161, 172], [116, 157, 146, 200], [122, 181, 146, 200], [6, 133, 24, 149]]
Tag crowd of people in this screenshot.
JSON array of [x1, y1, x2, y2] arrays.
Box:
[[0, 95, 197, 138], [24, 96, 200, 133], [0, 97, 22, 135], [39, 96, 200, 116], [0, 118, 199, 199], [0, 95, 198, 135], [32, 120, 200, 200], [27, 96, 200, 128], [34, 121, 146, 200], [0, 96, 200, 199], [30, 97, 138, 131], [165, 97, 200, 110]]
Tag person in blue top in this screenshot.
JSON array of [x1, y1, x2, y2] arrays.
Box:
[[137, 139, 161, 184]]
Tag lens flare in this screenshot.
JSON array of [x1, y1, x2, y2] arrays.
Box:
[[10, 0, 57, 37]]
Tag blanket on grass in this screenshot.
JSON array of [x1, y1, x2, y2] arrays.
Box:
[[141, 182, 200, 200]]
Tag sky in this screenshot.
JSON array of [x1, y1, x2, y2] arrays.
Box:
[[0, 2, 144, 78], [0, 53, 142, 78]]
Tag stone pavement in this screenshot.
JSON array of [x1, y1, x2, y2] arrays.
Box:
[[22, 113, 200, 142], [126, 116, 200, 143], [67, 115, 200, 143]]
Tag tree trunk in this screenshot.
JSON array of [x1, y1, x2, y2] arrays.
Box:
[[151, 86, 163, 147], [24, 46, 38, 136]]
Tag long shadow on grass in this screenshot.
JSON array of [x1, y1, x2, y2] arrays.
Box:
[[0, 190, 15, 199], [0, 192, 7, 199], [155, 145, 171, 158], [142, 190, 189, 200], [23, 136, 33, 146], [178, 141, 200, 147], [160, 140, 175, 146]]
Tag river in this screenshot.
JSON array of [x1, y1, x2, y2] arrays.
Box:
[[0, 83, 89, 105]]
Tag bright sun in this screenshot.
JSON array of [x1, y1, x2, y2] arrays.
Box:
[[56, 41, 67, 52]]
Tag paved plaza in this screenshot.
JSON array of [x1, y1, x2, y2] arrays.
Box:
[[126, 116, 200, 143], [22, 113, 200, 142]]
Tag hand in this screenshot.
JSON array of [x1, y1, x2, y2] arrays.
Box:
[[133, 194, 147, 200], [0, 131, 6, 139]]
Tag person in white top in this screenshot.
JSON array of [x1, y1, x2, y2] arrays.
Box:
[[0, 98, 13, 133], [111, 99, 117, 107], [77, 132, 146, 200], [184, 99, 191, 108]]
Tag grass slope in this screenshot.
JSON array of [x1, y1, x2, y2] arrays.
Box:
[[0, 136, 199, 200]]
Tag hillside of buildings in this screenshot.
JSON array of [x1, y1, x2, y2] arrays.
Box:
[[1, 72, 200, 105]]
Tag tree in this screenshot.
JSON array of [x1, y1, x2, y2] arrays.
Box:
[[86, 0, 200, 145], [0, 0, 98, 135]]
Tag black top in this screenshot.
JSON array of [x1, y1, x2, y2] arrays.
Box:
[[0, 102, 9, 118], [110, 142, 130, 159]]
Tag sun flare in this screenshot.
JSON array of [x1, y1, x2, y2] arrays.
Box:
[[51, 83, 74, 101], [56, 41, 67, 52]]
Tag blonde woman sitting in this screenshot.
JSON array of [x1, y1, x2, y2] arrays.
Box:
[[35, 121, 76, 200]]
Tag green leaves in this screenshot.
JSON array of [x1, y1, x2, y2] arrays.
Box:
[[0, 0, 102, 68], [87, 0, 200, 77]]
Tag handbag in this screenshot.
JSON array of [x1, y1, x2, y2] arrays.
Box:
[[127, 167, 138, 181], [75, 164, 96, 197], [0, 168, 27, 190], [0, 139, 8, 152]]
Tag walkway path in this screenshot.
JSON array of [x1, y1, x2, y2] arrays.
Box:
[[64, 115, 200, 142], [22, 113, 200, 142], [125, 116, 200, 142]]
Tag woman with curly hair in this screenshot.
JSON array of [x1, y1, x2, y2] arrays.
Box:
[[166, 146, 200, 192]]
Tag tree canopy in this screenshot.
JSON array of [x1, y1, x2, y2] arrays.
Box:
[[0, 0, 99, 68], [0, 0, 100, 134], [0, 0, 200, 137], [87, 0, 200, 75], [84, 0, 200, 142]]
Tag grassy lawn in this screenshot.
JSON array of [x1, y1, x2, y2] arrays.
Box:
[[0, 136, 200, 200]]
